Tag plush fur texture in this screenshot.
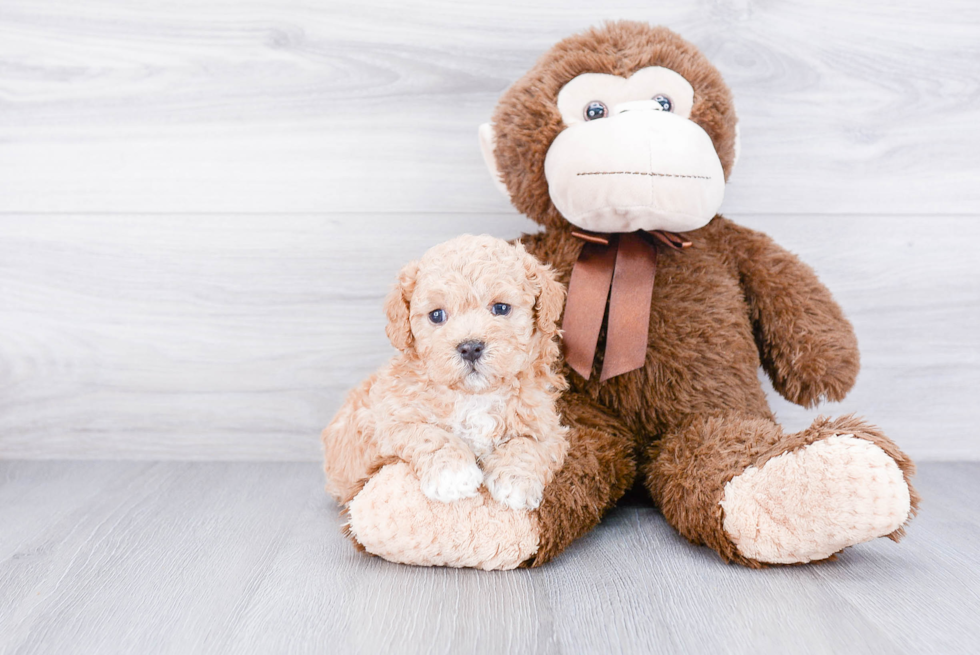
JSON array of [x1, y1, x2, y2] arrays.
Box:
[[720, 434, 912, 564], [346, 462, 540, 570], [323, 235, 570, 516], [492, 22, 738, 233], [517, 217, 918, 567], [646, 413, 918, 567], [332, 22, 918, 569]]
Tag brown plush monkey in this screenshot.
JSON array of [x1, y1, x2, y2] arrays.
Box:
[[328, 22, 918, 569]]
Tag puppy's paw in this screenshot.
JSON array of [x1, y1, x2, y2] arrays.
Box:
[[485, 469, 545, 511], [420, 460, 484, 504]]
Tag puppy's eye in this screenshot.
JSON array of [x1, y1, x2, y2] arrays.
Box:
[[428, 309, 447, 324], [653, 95, 672, 112], [491, 303, 511, 316], [583, 101, 607, 121]]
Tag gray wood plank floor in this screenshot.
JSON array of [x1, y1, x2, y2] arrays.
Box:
[[1, 461, 976, 655]]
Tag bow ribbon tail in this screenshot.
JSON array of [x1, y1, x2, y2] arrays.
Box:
[[600, 232, 659, 381], [563, 229, 690, 381], [562, 235, 618, 379], [648, 230, 692, 250]]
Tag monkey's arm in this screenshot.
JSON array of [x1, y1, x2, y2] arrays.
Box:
[[721, 219, 860, 408]]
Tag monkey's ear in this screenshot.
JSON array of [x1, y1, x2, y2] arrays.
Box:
[[383, 260, 419, 352], [478, 123, 510, 198]]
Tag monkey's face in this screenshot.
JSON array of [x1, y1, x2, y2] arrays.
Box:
[[543, 66, 726, 234], [480, 23, 739, 233]]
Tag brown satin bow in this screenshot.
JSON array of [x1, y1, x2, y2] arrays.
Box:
[[562, 229, 692, 381]]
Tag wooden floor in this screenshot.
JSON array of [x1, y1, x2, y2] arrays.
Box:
[[1, 461, 976, 655]]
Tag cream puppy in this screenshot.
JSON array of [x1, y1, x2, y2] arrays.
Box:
[[322, 234, 569, 511]]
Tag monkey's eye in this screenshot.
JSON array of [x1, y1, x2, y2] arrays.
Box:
[[654, 95, 672, 112], [583, 101, 608, 121], [428, 309, 447, 324], [491, 303, 511, 316]]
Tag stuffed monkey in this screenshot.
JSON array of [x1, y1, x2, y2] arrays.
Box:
[[326, 22, 917, 569]]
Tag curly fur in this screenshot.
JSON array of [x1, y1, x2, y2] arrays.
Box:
[[492, 21, 738, 232], [322, 235, 570, 513], [520, 218, 917, 566], [329, 22, 918, 570], [647, 414, 919, 567]]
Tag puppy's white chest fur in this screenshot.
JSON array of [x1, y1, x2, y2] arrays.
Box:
[[450, 392, 507, 458]]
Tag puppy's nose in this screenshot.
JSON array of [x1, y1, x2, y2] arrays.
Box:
[[457, 340, 486, 363]]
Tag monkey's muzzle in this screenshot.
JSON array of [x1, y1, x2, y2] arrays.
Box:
[[544, 109, 725, 234]]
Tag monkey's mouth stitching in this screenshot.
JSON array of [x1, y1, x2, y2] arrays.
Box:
[[577, 171, 712, 180]]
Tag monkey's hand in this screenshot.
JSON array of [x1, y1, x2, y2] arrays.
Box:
[[723, 220, 860, 408]]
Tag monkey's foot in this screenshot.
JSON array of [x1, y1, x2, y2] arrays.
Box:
[[719, 434, 913, 564], [344, 462, 539, 570]]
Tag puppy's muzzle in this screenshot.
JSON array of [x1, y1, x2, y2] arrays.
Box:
[[456, 340, 486, 363]]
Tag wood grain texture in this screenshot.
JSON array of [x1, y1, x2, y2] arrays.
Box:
[[1, 0, 977, 461], [0, 0, 978, 214], [1, 214, 976, 461], [1, 460, 978, 655]]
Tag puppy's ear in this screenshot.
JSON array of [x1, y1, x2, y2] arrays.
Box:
[[519, 245, 565, 340], [384, 260, 419, 352]]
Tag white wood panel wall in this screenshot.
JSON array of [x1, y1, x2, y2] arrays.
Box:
[[0, 0, 977, 460]]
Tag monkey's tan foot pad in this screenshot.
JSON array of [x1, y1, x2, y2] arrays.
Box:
[[345, 462, 539, 570], [719, 435, 912, 564]]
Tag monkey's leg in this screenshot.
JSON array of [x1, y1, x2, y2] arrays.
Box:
[[522, 392, 637, 565], [645, 414, 919, 567], [343, 392, 636, 569], [343, 461, 540, 570]]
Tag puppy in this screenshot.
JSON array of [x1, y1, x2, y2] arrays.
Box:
[[322, 234, 569, 510]]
